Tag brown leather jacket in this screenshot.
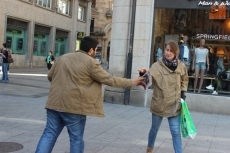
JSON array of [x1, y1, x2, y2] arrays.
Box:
[[45, 51, 133, 117]]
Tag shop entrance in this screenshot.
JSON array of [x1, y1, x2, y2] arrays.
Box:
[[6, 18, 27, 55], [33, 33, 49, 56], [6, 28, 26, 54], [153, 0, 230, 95], [55, 30, 68, 57]]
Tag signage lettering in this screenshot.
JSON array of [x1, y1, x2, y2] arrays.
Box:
[[7, 28, 22, 34], [198, 1, 230, 6], [34, 34, 45, 38], [197, 34, 230, 40], [77, 32, 85, 39]]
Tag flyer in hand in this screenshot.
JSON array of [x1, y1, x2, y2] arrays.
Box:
[[142, 72, 152, 90]]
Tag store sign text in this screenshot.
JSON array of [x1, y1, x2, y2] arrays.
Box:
[[198, 1, 230, 6], [197, 34, 230, 40]]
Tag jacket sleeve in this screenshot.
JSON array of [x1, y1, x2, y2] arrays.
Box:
[[181, 64, 189, 91], [90, 62, 133, 88]]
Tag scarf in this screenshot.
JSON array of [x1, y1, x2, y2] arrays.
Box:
[[162, 55, 178, 67]]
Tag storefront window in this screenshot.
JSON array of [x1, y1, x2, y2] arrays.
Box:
[[33, 25, 50, 56], [76, 31, 85, 51], [6, 28, 26, 55], [153, 0, 230, 95], [76, 40, 80, 50], [33, 33, 49, 56], [55, 37, 67, 57], [55, 30, 68, 57]]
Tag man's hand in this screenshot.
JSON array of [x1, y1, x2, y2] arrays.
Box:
[[132, 77, 145, 85]]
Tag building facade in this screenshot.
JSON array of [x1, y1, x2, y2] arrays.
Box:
[[0, 0, 91, 68], [105, 0, 230, 109], [90, 0, 113, 63]]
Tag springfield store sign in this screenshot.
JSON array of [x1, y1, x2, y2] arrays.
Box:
[[198, 1, 230, 6], [197, 34, 230, 40]]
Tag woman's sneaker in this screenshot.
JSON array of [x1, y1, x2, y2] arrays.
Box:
[[212, 91, 218, 95], [206, 84, 214, 90]]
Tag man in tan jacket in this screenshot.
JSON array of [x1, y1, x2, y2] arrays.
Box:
[[35, 36, 144, 153]]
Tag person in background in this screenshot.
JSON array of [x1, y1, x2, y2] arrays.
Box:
[[1, 43, 9, 83], [35, 36, 145, 153], [45, 51, 55, 70], [7, 49, 12, 73], [140, 40, 188, 153], [179, 35, 191, 72]]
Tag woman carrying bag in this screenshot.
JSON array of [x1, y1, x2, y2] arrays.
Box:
[[140, 40, 188, 153], [45, 51, 55, 70]]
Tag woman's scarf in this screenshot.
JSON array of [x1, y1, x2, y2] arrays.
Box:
[[162, 55, 178, 67]]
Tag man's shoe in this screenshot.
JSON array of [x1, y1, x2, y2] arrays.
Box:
[[206, 84, 214, 90], [212, 91, 218, 95]]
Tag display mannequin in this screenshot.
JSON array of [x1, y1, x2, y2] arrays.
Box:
[[192, 39, 209, 93], [179, 36, 190, 71], [154, 36, 162, 61]]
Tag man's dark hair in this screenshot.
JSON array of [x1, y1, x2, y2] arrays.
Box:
[[80, 36, 98, 52], [2, 43, 7, 48]]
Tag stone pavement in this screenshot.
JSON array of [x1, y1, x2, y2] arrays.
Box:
[[0, 65, 230, 153]]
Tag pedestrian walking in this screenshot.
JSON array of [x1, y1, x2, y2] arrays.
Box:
[[45, 51, 55, 70], [35, 36, 144, 153], [140, 40, 188, 153], [0, 43, 9, 83]]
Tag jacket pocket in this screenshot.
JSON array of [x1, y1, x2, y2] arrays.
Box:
[[94, 92, 101, 108]]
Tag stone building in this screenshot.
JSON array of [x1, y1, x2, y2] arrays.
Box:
[[0, 0, 92, 68], [90, 0, 113, 64], [105, 0, 230, 111]]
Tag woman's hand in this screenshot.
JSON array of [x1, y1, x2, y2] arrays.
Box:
[[138, 68, 148, 76]]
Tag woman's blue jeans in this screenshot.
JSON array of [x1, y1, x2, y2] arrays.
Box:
[[1, 63, 9, 82], [148, 113, 182, 153], [35, 109, 86, 153]]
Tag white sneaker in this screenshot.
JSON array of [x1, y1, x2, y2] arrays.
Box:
[[212, 91, 218, 95], [206, 84, 214, 90]]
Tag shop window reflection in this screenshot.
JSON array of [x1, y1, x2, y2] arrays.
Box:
[[152, 7, 230, 95]]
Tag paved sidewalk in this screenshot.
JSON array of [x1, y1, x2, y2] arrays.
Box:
[[0, 65, 230, 153]]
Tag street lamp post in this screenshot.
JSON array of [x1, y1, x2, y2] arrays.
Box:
[[124, 0, 137, 105]]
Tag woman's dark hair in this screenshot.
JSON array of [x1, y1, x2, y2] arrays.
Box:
[[80, 36, 98, 52], [49, 51, 52, 54], [2, 43, 7, 48]]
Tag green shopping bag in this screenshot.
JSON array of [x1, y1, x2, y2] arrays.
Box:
[[180, 99, 197, 139]]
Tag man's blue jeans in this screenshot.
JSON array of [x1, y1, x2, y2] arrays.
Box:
[[1, 63, 9, 82], [35, 109, 86, 153], [148, 113, 182, 153]]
